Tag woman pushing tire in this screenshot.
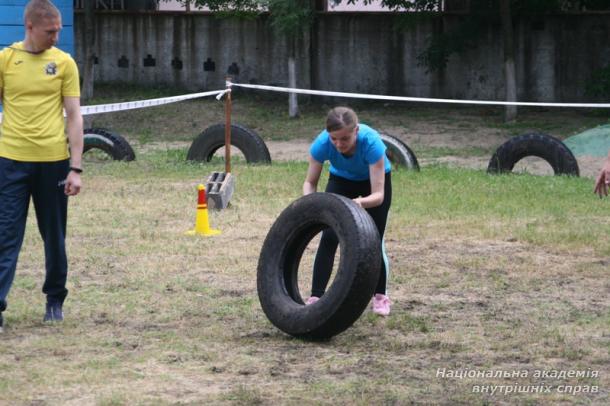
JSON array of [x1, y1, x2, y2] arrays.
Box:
[[258, 107, 394, 339], [302, 107, 393, 317]]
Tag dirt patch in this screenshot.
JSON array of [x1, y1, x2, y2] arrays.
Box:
[[381, 123, 506, 150], [419, 154, 602, 178], [264, 141, 603, 179], [131, 139, 604, 179]]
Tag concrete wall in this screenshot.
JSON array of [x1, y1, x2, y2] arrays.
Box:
[[74, 12, 610, 102], [76, 13, 309, 92]]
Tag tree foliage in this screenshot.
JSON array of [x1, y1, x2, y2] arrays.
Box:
[[173, 0, 610, 71], [186, 0, 260, 13], [169, 0, 312, 38], [266, 0, 313, 38], [350, 0, 610, 12], [345, 0, 609, 70]]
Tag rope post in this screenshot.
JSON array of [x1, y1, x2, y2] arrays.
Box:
[[224, 77, 232, 174]]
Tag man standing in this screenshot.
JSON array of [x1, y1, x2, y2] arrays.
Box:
[[0, 0, 83, 332]]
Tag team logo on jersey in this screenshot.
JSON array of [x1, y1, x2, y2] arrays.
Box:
[[45, 62, 57, 75]]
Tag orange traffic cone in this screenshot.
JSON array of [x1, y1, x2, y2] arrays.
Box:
[[185, 184, 221, 236]]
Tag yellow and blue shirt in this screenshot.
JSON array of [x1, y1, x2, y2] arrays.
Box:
[[0, 41, 80, 162]]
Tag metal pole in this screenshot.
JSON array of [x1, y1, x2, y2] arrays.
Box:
[[224, 78, 232, 174]]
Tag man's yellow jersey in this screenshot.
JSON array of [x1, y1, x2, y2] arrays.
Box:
[[0, 42, 80, 161]]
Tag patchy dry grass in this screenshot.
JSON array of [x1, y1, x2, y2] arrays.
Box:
[[1, 86, 609, 404], [0, 147, 608, 404]]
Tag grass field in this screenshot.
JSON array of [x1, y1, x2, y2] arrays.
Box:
[[0, 86, 609, 404]]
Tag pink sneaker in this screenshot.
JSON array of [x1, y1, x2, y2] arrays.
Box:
[[305, 296, 320, 305], [372, 294, 391, 316]]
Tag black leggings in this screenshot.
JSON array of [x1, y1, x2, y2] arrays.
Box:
[[311, 172, 392, 297]]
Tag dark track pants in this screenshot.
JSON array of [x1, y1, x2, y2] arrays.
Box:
[[311, 172, 392, 297], [0, 158, 70, 312]]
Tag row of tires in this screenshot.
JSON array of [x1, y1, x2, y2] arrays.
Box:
[[84, 125, 580, 176], [83, 125, 419, 168]]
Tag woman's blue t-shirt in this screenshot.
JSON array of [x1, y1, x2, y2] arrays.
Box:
[[310, 123, 391, 181]]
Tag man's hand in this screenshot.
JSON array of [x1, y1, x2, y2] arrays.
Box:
[[594, 156, 610, 198], [64, 171, 81, 196]]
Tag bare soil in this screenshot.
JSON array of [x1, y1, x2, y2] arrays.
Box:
[[136, 139, 604, 179], [130, 113, 603, 177]]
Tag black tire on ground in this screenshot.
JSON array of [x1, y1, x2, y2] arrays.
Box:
[[257, 193, 381, 340], [380, 132, 420, 170], [83, 128, 136, 161], [487, 133, 579, 176], [186, 123, 271, 164]]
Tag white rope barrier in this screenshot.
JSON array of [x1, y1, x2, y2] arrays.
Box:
[[0, 89, 225, 122], [1, 81, 607, 124], [80, 89, 225, 116], [228, 82, 610, 108]]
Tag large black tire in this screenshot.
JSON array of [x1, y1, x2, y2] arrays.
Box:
[[83, 128, 136, 161], [257, 193, 381, 340], [487, 133, 579, 176], [186, 123, 271, 164], [380, 132, 420, 170]]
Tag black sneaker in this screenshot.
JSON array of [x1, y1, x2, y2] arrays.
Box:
[[0, 312, 3, 333], [43, 302, 64, 322]]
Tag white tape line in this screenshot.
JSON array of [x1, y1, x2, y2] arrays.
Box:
[[80, 89, 225, 115], [2, 81, 606, 124], [230, 82, 610, 108], [0, 89, 225, 123], [215, 89, 231, 101]]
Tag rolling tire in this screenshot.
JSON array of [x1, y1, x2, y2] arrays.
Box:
[[487, 133, 579, 176], [380, 132, 420, 170], [257, 193, 381, 340], [83, 128, 136, 161], [186, 123, 271, 164]]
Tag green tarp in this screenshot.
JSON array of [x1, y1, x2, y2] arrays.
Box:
[[564, 124, 610, 157]]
